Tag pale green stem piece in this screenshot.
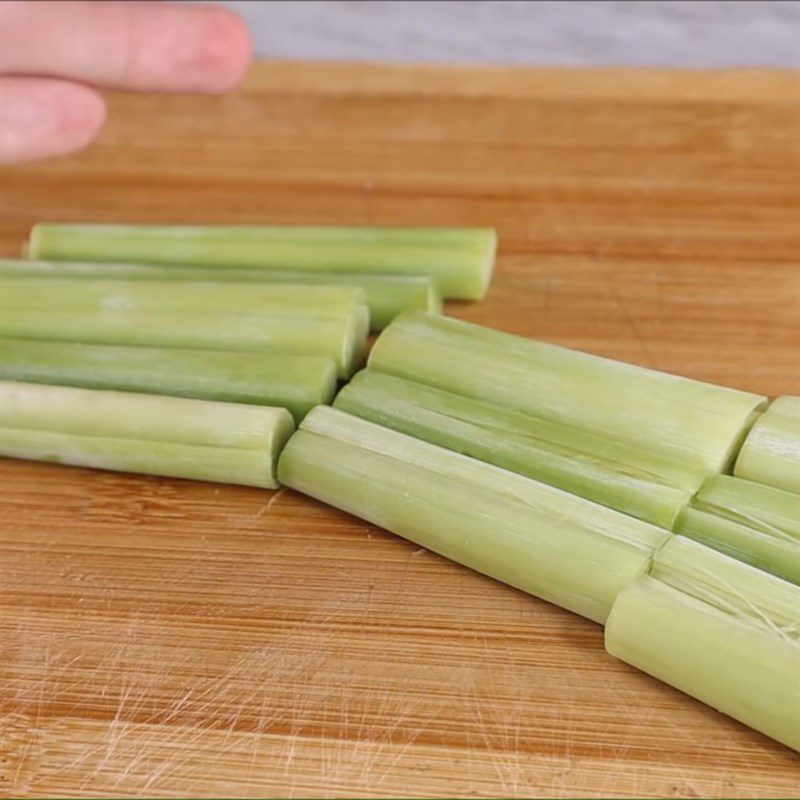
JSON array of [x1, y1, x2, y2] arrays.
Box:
[[335, 369, 697, 528], [278, 406, 671, 624], [28, 224, 497, 300], [0, 381, 295, 487], [674, 474, 800, 584], [0, 258, 441, 331], [0, 339, 336, 422], [734, 396, 800, 494], [0, 310, 362, 379], [0, 277, 368, 378], [606, 537, 800, 751], [1, 274, 367, 314], [369, 312, 767, 475]]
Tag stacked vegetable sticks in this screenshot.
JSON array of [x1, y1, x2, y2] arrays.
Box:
[[279, 405, 671, 625], [278, 407, 799, 752], [1, 224, 496, 484], [279, 311, 798, 750], [3, 223, 799, 751], [336, 312, 767, 529]]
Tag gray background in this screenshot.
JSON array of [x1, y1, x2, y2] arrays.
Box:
[[221, 1, 799, 67]]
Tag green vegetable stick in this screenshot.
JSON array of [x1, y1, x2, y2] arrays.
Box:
[[0, 258, 441, 330], [0, 381, 295, 488], [674, 474, 800, 584], [1, 276, 367, 322], [0, 309, 362, 379], [335, 369, 698, 528], [28, 224, 497, 300], [735, 396, 800, 494], [606, 537, 800, 751], [0, 277, 368, 378], [0, 339, 336, 422], [369, 312, 767, 475], [278, 406, 671, 624]]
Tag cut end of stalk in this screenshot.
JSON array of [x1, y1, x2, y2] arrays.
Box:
[[718, 403, 770, 474], [268, 409, 297, 488], [340, 304, 371, 378], [315, 359, 339, 410], [734, 397, 800, 495], [770, 396, 800, 419], [426, 283, 444, 315], [471, 227, 497, 300], [27, 225, 43, 259]]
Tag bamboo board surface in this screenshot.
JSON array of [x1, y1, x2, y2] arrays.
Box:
[[1, 62, 798, 798]]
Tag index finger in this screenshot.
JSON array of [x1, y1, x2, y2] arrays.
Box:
[[0, 1, 252, 93]]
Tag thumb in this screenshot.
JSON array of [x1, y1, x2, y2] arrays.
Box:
[[0, 77, 105, 164]]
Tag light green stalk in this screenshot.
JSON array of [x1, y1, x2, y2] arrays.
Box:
[[278, 406, 671, 624], [606, 537, 800, 751], [0, 339, 336, 422], [0, 381, 295, 487], [0, 258, 441, 330], [369, 312, 767, 475], [0, 278, 368, 378], [674, 474, 799, 584], [28, 224, 497, 300], [735, 396, 800, 494], [1, 275, 366, 322], [335, 370, 697, 528]]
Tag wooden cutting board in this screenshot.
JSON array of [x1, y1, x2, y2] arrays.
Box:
[[1, 62, 798, 799]]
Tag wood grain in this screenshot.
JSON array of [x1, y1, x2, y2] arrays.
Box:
[[1, 62, 798, 798]]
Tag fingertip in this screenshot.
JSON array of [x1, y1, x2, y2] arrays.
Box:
[[188, 5, 253, 93], [0, 78, 106, 165], [0, 1, 254, 94], [60, 82, 107, 141]]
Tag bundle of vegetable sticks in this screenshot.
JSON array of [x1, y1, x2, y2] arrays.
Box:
[[1, 223, 797, 752]]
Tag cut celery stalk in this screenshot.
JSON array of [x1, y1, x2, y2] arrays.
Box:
[[278, 406, 671, 624], [0, 339, 336, 422], [606, 537, 800, 751], [1, 276, 367, 321], [369, 313, 767, 475], [335, 370, 698, 528], [28, 224, 497, 300], [0, 258, 441, 330], [735, 396, 800, 494], [0, 309, 362, 379], [674, 474, 799, 584], [0, 277, 368, 378], [0, 381, 295, 487]]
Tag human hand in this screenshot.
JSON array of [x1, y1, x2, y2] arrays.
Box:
[[0, 1, 252, 164]]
